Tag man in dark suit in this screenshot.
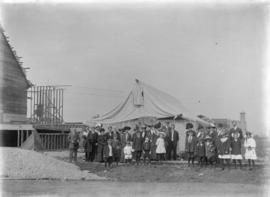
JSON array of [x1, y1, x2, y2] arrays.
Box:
[[167, 123, 179, 160]]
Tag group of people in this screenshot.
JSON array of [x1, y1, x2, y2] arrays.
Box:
[[185, 121, 257, 170], [68, 122, 179, 167], [67, 120, 257, 170]]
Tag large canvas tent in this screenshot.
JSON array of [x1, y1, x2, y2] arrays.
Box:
[[93, 79, 210, 152]]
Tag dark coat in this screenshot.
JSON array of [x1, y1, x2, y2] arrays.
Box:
[[217, 137, 231, 155], [112, 139, 122, 158], [195, 142, 205, 157], [96, 134, 108, 162], [121, 132, 133, 145], [231, 138, 242, 155], [143, 141, 151, 152], [150, 132, 158, 160], [133, 134, 143, 151], [68, 132, 79, 150], [84, 131, 96, 152], [168, 130, 179, 145], [103, 145, 113, 158], [205, 141, 216, 159], [185, 130, 197, 153]]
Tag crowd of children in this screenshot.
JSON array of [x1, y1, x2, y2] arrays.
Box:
[[185, 121, 257, 170], [72, 121, 257, 170]]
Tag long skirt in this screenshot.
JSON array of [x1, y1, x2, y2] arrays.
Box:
[[96, 144, 105, 162], [150, 144, 157, 160]]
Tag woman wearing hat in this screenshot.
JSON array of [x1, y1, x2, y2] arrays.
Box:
[[185, 123, 197, 167], [216, 130, 231, 170], [96, 128, 108, 162], [244, 131, 257, 170]]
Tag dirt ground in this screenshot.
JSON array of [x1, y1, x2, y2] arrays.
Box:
[[51, 151, 269, 185], [2, 151, 269, 197], [1, 179, 268, 197], [75, 160, 268, 184]]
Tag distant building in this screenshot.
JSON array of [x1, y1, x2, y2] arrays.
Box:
[[212, 112, 247, 132]]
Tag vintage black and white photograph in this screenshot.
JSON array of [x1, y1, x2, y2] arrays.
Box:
[[0, 0, 269, 196]]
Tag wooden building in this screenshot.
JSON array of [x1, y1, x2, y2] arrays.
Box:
[[0, 26, 34, 146]]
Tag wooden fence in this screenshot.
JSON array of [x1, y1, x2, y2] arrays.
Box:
[[39, 133, 69, 150]]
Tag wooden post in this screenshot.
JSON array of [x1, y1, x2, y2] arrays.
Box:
[[61, 89, 63, 123], [20, 130, 23, 146], [17, 130, 20, 147]]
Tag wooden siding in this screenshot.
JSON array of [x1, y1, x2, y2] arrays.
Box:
[[0, 29, 29, 117]]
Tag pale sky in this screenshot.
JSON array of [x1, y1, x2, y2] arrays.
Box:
[[1, 2, 268, 135]]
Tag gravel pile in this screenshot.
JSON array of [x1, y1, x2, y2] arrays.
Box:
[[0, 147, 105, 180]]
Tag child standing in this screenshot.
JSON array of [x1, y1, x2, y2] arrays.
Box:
[[244, 132, 257, 170], [156, 133, 166, 162], [103, 139, 113, 168], [143, 137, 151, 165], [217, 131, 231, 170], [231, 132, 243, 169], [123, 141, 133, 164], [185, 123, 197, 167], [196, 138, 205, 167]]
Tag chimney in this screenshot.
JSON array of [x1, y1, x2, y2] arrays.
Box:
[[240, 111, 247, 132]]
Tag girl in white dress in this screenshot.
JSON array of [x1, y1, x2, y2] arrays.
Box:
[[156, 132, 166, 162], [244, 132, 257, 170]]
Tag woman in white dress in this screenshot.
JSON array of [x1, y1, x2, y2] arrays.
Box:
[[156, 132, 166, 162], [244, 132, 257, 170]]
